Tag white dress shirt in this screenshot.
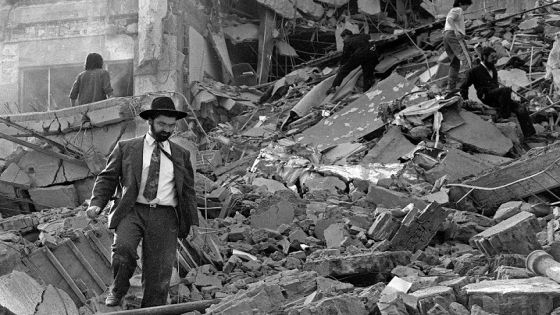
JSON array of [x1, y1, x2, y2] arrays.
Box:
[[136, 133, 177, 206]]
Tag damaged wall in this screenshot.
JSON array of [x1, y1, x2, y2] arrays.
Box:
[[0, 0, 138, 113]]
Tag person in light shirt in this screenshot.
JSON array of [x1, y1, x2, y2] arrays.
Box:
[[86, 96, 198, 307], [443, 0, 472, 91]]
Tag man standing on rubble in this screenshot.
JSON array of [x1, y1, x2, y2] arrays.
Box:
[[443, 0, 472, 91], [328, 29, 378, 94], [69, 53, 113, 106], [86, 96, 199, 307], [460, 47, 536, 138]]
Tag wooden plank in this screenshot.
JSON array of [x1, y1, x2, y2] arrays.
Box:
[[453, 142, 560, 210], [256, 6, 276, 84]]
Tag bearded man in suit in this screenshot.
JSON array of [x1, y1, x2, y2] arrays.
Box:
[[86, 96, 198, 307]]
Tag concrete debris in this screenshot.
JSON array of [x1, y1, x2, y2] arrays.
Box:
[[5, 1, 560, 314], [470, 211, 542, 256], [446, 111, 513, 156], [464, 277, 560, 314], [0, 271, 78, 315]]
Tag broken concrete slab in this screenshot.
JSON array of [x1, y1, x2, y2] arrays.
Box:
[[366, 184, 428, 210], [498, 69, 531, 90], [304, 249, 410, 278], [357, 0, 381, 15], [0, 242, 22, 277], [361, 126, 416, 164], [411, 286, 456, 315], [425, 148, 494, 184], [295, 0, 324, 19], [453, 142, 560, 211], [0, 270, 78, 315], [36, 285, 78, 315], [289, 294, 368, 315], [301, 173, 346, 195], [0, 270, 45, 315], [0, 96, 146, 136], [493, 201, 524, 222], [29, 184, 79, 210], [368, 211, 401, 241], [472, 153, 513, 166], [256, 0, 297, 19], [252, 177, 289, 193], [470, 211, 542, 256], [1, 150, 91, 188], [324, 223, 349, 248], [464, 277, 560, 315], [250, 198, 296, 230], [322, 142, 365, 165], [291, 75, 335, 118], [518, 17, 542, 31], [390, 203, 447, 252], [297, 73, 414, 151], [447, 111, 513, 156]]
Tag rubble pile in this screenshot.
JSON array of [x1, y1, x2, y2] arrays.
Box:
[[5, 2, 560, 315]]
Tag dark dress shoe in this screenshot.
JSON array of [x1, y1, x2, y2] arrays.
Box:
[[105, 292, 122, 306]]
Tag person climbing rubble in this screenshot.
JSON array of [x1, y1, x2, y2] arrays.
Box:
[[443, 0, 472, 92], [327, 29, 379, 94], [460, 46, 536, 139], [86, 97, 198, 308], [69, 53, 113, 106]]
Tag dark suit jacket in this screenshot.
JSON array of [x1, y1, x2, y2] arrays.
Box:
[[460, 62, 500, 101], [341, 34, 373, 64], [90, 136, 199, 238]]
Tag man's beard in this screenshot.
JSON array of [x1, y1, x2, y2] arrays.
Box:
[[153, 131, 171, 142], [150, 125, 171, 142]]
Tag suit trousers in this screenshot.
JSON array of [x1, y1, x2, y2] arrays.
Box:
[[110, 203, 178, 307], [482, 87, 536, 138]]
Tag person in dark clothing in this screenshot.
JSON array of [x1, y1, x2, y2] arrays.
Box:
[[460, 47, 536, 138], [69, 53, 113, 106], [328, 30, 378, 93]]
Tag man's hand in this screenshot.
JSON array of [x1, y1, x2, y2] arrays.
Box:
[[86, 206, 102, 219]]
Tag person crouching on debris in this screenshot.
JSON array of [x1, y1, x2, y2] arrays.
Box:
[[86, 96, 198, 307], [460, 47, 536, 138], [69, 53, 113, 106], [443, 0, 472, 91], [327, 29, 379, 94]]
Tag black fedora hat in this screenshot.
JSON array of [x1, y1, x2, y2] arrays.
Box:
[[139, 96, 188, 120]]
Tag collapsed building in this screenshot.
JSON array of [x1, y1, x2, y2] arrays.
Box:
[[3, 0, 560, 314]]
